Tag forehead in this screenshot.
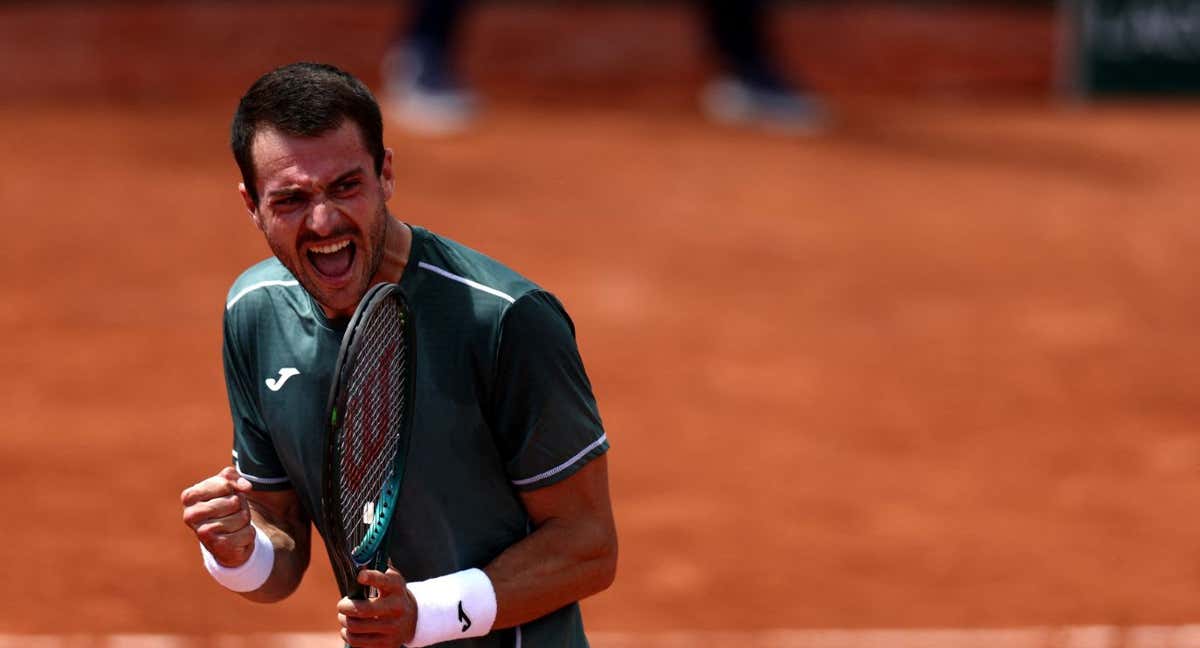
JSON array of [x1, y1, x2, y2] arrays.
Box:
[[250, 120, 370, 188]]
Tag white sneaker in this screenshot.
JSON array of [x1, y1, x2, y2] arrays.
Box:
[[701, 77, 827, 135], [381, 46, 478, 136]]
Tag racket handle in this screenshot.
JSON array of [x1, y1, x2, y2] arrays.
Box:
[[347, 581, 379, 599], [343, 580, 370, 648], [349, 585, 381, 599], [346, 550, 388, 600], [343, 566, 379, 647]]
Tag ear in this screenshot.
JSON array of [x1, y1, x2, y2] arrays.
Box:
[[379, 148, 395, 202], [238, 182, 264, 230]]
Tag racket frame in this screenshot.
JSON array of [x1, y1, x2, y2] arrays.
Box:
[[320, 282, 416, 598]]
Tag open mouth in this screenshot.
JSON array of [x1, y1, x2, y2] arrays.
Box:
[[306, 239, 356, 279]]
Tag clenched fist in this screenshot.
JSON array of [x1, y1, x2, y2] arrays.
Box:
[[181, 466, 255, 567]]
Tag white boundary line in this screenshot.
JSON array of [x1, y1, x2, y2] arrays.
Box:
[[5, 627, 1200, 648]]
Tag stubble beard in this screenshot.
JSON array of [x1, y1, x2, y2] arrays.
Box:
[[271, 200, 391, 319], [361, 201, 390, 291]]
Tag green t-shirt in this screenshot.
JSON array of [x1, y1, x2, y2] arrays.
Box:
[[222, 225, 608, 647]]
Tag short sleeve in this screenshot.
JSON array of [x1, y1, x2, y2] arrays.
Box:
[[490, 291, 608, 491], [223, 309, 291, 491]]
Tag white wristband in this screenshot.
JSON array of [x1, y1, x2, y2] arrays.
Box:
[[406, 568, 497, 647], [199, 523, 274, 592]]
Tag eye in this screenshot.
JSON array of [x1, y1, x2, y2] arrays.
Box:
[[332, 179, 361, 197], [270, 193, 306, 212]]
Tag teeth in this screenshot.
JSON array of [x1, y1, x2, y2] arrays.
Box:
[[310, 240, 350, 255]]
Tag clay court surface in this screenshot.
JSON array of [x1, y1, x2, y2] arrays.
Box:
[[3, 1, 1200, 644]]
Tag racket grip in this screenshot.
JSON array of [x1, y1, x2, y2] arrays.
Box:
[[346, 550, 388, 600], [343, 578, 371, 648], [346, 581, 378, 600], [346, 582, 370, 600]]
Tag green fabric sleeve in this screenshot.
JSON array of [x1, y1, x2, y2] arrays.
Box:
[[490, 291, 608, 491], [223, 309, 291, 490]]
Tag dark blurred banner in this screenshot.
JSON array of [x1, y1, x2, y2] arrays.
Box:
[[1068, 0, 1200, 95]]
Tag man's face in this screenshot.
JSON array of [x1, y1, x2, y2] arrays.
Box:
[[241, 121, 394, 320]]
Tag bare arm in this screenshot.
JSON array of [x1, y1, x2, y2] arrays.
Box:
[[486, 454, 618, 628], [242, 486, 312, 602], [181, 466, 312, 603]]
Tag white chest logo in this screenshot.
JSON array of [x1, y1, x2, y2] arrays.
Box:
[[265, 368, 300, 392]]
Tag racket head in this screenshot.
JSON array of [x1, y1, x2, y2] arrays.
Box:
[[320, 282, 416, 597]]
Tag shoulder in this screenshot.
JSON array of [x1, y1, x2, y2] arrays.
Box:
[[410, 228, 542, 315], [501, 290, 577, 339], [224, 258, 304, 315]]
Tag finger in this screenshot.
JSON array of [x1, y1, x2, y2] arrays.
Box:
[[218, 466, 255, 493], [357, 567, 406, 595], [193, 507, 253, 537], [229, 473, 253, 493], [202, 528, 256, 566], [337, 596, 378, 618], [181, 493, 249, 528], [356, 570, 392, 597], [340, 628, 391, 648], [385, 560, 406, 583], [180, 472, 244, 506], [337, 594, 410, 620], [339, 613, 397, 633]]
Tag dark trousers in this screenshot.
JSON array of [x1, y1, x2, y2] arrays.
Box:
[[700, 0, 783, 88], [401, 0, 788, 89]]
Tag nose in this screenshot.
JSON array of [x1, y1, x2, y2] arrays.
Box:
[[307, 196, 341, 236]]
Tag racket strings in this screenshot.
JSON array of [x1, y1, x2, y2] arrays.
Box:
[[337, 297, 409, 551]]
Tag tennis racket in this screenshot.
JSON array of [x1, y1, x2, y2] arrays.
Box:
[[321, 281, 416, 601]]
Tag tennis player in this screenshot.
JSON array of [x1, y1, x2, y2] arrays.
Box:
[[180, 62, 617, 647]]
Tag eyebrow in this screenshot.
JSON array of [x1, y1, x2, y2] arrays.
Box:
[[265, 167, 365, 200]]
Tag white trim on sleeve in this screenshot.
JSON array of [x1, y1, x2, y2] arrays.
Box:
[[231, 450, 291, 485], [510, 434, 608, 487]]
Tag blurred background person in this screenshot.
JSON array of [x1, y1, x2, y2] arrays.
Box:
[[381, 0, 827, 135]]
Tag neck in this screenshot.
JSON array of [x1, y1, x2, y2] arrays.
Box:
[[369, 215, 413, 285]]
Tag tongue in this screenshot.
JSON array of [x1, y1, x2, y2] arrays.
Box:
[[308, 244, 354, 278]]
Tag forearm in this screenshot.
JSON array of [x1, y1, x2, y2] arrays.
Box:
[[237, 491, 312, 603], [382, 457, 615, 646], [237, 514, 310, 602], [484, 512, 617, 628]]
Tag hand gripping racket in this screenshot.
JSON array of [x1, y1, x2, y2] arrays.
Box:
[[321, 282, 416, 601]]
